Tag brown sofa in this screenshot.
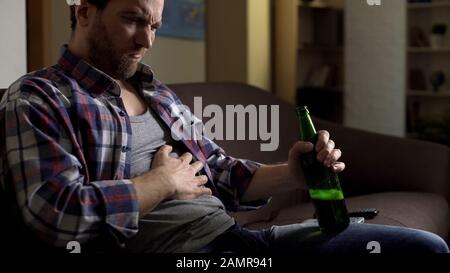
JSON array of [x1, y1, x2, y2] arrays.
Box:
[[168, 82, 450, 241], [1, 82, 449, 242]]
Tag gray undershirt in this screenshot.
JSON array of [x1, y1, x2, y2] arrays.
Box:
[[126, 107, 235, 253], [128, 107, 181, 176]]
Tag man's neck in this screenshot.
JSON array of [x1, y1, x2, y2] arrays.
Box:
[[116, 80, 128, 91], [68, 38, 92, 66], [117, 80, 138, 96]]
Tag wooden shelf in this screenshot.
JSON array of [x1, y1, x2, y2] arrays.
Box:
[[275, 0, 345, 105], [408, 47, 450, 53], [406, 2, 450, 143], [408, 90, 450, 97], [408, 1, 450, 9]]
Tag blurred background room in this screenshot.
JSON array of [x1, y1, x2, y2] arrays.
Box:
[[0, 0, 449, 146]]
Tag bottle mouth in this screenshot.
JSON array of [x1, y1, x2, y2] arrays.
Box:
[[296, 105, 310, 116]]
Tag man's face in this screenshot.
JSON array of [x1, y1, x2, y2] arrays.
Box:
[[87, 0, 164, 80]]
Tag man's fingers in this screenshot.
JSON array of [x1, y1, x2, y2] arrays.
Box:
[[192, 175, 212, 197], [195, 175, 208, 186], [317, 139, 335, 162], [196, 187, 212, 197], [316, 130, 330, 152], [331, 162, 345, 173], [324, 149, 342, 167], [190, 161, 204, 173], [153, 146, 173, 165], [179, 152, 193, 164], [156, 145, 173, 157]]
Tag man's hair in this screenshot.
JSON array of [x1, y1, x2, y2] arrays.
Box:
[[70, 0, 109, 32]]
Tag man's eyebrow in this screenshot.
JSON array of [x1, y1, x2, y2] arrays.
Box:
[[119, 10, 147, 18], [119, 10, 162, 26]]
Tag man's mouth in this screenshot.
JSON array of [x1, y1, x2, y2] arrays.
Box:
[[128, 52, 143, 61]]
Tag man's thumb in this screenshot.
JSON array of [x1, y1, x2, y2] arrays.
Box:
[[291, 141, 314, 156], [157, 145, 173, 157]]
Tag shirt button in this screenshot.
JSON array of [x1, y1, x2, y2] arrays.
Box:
[[122, 146, 128, 153], [119, 111, 126, 117]]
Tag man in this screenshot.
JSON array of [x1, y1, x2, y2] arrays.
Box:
[[0, 0, 448, 254]]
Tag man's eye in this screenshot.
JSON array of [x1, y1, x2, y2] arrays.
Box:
[[124, 17, 139, 23]]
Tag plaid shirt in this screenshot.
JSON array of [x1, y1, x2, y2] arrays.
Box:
[[0, 46, 262, 247]]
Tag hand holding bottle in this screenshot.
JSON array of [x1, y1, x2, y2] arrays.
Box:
[[294, 106, 350, 233], [288, 130, 345, 184]]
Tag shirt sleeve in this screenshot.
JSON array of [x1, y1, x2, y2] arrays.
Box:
[[0, 83, 139, 248], [205, 146, 267, 212]]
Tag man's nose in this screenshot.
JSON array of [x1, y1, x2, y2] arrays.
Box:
[[135, 27, 153, 49]]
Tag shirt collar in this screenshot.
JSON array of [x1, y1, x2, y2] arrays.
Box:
[[57, 45, 155, 97]]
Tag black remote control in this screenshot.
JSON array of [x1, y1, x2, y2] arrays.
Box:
[[348, 208, 379, 219]]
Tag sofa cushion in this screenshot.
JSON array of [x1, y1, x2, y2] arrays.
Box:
[[242, 192, 450, 240]]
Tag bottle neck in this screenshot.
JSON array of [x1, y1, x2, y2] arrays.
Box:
[[297, 111, 317, 142]]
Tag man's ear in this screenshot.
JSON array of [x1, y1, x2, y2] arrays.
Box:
[[75, 0, 95, 29], [75, 5, 89, 28]]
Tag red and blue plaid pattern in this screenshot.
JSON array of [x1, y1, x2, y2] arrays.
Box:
[[0, 46, 262, 247]]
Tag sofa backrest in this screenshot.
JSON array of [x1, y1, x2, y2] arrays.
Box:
[[169, 82, 300, 165], [168, 82, 354, 165]]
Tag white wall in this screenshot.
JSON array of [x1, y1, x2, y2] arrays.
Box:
[[345, 0, 406, 137], [0, 0, 27, 88], [144, 37, 206, 84]]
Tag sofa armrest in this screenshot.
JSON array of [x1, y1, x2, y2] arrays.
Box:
[[314, 118, 450, 201]]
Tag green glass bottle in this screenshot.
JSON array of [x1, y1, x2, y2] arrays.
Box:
[[296, 106, 350, 233]]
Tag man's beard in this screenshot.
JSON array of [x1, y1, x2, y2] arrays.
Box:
[[88, 17, 138, 80]]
